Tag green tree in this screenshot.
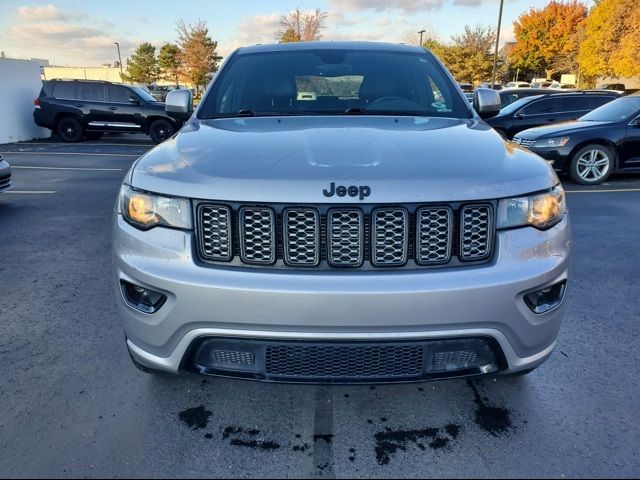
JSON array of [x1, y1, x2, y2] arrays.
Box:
[[158, 43, 182, 85], [579, 0, 640, 78], [176, 19, 221, 93], [122, 42, 159, 84], [509, 1, 588, 79], [279, 27, 301, 43], [439, 26, 497, 84], [277, 8, 327, 42]]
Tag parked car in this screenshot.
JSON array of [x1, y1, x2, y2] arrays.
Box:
[[479, 82, 502, 90], [114, 41, 570, 382], [33, 79, 184, 143], [486, 91, 621, 139], [549, 82, 576, 90], [531, 81, 554, 89], [0, 154, 11, 192], [458, 83, 474, 93], [505, 81, 530, 88], [499, 88, 565, 108], [513, 94, 640, 185]]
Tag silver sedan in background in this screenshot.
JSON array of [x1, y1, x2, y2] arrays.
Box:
[[0, 154, 12, 192]]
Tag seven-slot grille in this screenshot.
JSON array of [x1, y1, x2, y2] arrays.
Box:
[[512, 137, 535, 148], [197, 203, 494, 269]]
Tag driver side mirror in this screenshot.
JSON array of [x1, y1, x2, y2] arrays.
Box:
[[129, 96, 140, 105], [473, 88, 501, 119], [165, 89, 193, 120]]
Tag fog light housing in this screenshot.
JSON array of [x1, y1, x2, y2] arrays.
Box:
[[120, 280, 167, 314], [524, 280, 566, 314]]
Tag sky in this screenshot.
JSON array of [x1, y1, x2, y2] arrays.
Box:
[[0, 0, 594, 66]]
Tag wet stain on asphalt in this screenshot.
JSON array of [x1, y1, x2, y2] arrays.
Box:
[[374, 425, 461, 465], [223, 426, 281, 451], [467, 380, 513, 436], [445, 423, 460, 439], [313, 433, 334, 444], [179, 405, 212, 430]]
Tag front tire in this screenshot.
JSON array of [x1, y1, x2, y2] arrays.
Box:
[[149, 119, 175, 144], [569, 144, 614, 185], [57, 117, 84, 142]]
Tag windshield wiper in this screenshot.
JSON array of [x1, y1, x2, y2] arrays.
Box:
[[237, 109, 255, 116], [345, 107, 366, 115]]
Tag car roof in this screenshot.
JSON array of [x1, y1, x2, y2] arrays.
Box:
[[236, 41, 425, 55]]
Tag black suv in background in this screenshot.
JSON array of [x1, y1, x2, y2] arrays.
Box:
[[33, 79, 184, 143], [486, 91, 620, 139]]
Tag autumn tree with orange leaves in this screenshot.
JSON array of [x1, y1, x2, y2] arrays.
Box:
[[578, 0, 640, 78], [509, 1, 588, 79]]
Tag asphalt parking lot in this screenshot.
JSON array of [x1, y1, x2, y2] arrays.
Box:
[[1, 134, 639, 478]]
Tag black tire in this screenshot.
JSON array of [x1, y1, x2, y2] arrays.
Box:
[[149, 119, 175, 144], [85, 131, 104, 140], [568, 144, 615, 185], [56, 116, 84, 142]]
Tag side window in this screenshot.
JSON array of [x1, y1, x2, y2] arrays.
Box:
[[588, 96, 614, 109], [81, 83, 106, 102], [555, 96, 589, 112], [521, 99, 555, 116], [108, 85, 134, 103], [52, 82, 78, 100]]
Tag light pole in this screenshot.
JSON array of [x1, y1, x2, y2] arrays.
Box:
[[114, 42, 123, 81], [418, 29, 426, 47], [490, 0, 505, 88]]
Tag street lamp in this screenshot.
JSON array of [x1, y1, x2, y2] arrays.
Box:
[[114, 42, 123, 81], [490, 0, 505, 88], [418, 29, 426, 47]]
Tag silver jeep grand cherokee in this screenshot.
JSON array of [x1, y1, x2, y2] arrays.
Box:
[[113, 42, 570, 383]]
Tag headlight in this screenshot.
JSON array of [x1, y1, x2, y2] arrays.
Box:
[[119, 184, 192, 230], [533, 137, 570, 148], [497, 185, 566, 230]]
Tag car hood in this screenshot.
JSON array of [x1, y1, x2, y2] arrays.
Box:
[[131, 116, 557, 203], [517, 120, 613, 139]]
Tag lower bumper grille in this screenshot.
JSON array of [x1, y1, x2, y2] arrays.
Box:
[[190, 337, 503, 383], [0, 174, 11, 190]]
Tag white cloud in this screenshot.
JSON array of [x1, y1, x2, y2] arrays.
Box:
[[218, 13, 281, 57], [17, 4, 86, 22], [452, 0, 483, 5]]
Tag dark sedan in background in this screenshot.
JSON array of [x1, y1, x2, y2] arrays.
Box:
[[513, 94, 640, 185], [0, 154, 11, 192], [486, 91, 620, 139]]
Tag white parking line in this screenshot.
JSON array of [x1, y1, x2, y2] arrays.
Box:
[[565, 188, 640, 193], [1, 151, 139, 157], [12, 165, 123, 171], [4, 190, 56, 194]]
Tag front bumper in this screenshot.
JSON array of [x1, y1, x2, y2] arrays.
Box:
[[527, 146, 572, 171], [113, 214, 570, 379], [0, 160, 12, 192]]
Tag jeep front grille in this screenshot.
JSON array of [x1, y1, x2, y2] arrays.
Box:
[[460, 205, 493, 261], [197, 202, 494, 269]]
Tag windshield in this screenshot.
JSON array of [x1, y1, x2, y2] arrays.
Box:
[[198, 49, 470, 119], [131, 86, 159, 103], [498, 95, 543, 114], [580, 97, 640, 122]]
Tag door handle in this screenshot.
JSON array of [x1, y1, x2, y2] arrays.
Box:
[[108, 106, 117, 111]]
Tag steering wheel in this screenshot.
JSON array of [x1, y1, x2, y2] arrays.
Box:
[[367, 96, 425, 111]]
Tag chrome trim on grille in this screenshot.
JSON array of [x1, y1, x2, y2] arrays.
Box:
[[459, 204, 493, 261], [327, 208, 364, 267], [239, 206, 276, 265], [415, 206, 453, 265], [513, 137, 535, 148], [283, 208, 320, 266], [371, 207, 408, 266], [198, 204, 232, 261]]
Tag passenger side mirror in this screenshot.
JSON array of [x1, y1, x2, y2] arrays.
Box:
[[165, 89, 193, 120], [473, 88, 501, 119], [129, 96, 140, 105]]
